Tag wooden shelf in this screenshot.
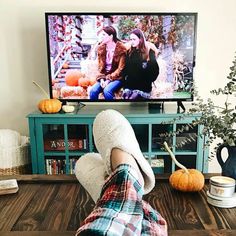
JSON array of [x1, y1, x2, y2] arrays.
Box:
[[27, 106, 209, 174]]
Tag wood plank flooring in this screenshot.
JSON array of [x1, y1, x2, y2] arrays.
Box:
[[0, 174, 235, 235]]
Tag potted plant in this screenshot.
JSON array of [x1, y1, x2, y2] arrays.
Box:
[[164, 53, 236, 178]]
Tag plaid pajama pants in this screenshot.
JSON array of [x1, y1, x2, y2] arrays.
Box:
[[76, 164, 167, 236]]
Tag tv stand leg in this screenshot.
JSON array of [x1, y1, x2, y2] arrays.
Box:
[[61, 101, 67, 106], [64, 101, 86, 111], [79, 102, 86, 108], [177, 101, 186, 113]]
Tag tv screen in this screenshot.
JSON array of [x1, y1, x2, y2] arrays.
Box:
[[45, 13, 197, 102]]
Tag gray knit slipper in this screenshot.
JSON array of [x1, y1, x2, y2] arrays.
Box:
[[74, 153, 106, 203], [93, 109, 155, 194]]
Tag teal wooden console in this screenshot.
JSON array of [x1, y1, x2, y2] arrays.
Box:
[[27, 105, 209, 174]]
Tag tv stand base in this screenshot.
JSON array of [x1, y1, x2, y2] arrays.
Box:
[[177, 101, 186, 113]]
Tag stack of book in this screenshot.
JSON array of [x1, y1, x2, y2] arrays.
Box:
[[0, 179, 19, 195]]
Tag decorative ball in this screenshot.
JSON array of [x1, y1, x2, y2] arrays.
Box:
[[62, 105, 75, 113], [38, 99, 62, 114], [169, 169, 205, 192]]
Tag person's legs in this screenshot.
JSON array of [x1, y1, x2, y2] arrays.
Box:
[[74, 153, 106, 203], [103, 80, 122, 100], [75, 149, 144, 205], [76, 154, 145, 236], [76, 110, 167, 235], [76, 149, 167, 236], [111, 148, 144, 188], [93, 109, 155, 194], [89, 82, 103, 100]]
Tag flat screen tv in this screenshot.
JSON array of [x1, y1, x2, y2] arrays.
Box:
[[45, 12, 197, 103]]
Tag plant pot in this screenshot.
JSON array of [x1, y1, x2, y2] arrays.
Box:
[[217, 144, 236, 180]]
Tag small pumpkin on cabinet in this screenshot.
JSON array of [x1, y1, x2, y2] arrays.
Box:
[[33, 81, 62, 114], [163, 141, 205, 192], [38, 99, 62, 114]]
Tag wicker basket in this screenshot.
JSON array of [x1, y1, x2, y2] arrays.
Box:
[[0, 164, 31, 175], [0, 138, 31, 175]]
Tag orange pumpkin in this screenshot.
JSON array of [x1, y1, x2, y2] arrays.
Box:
[[78, 77, 90, 87], [169, 169, 205, 192], [38, 99, 62, 114], [65, 70, 84, 86], [89, 77, 97, 86], [62, 62, 69, 69], [164, 142, 205, 192]]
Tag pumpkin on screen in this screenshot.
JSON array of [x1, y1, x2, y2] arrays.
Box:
[[89, 77, 97, 86], [65, 69, 85, 86], [78, 77, 90, 88], [163, 142, 205, 192], [62, 62, 69, 69]]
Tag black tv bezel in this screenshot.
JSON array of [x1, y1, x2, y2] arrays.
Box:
[[45, 12, 198, 103]]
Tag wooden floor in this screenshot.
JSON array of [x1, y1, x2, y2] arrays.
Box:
[[0, 174, 236, 236]]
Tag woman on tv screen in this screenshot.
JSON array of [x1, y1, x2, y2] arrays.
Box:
[[89, 26, 127, 100], [122, 28, 159, 100]]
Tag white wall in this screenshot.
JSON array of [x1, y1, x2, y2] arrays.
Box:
[[1, 0, 236, 172]]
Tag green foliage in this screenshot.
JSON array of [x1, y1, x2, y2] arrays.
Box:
[[117, 15, 195, 47], [117, 16, 137, 40], [117, 15, 163, 43], [161, 53, 236, 158], [189, 53, 236, 147]]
